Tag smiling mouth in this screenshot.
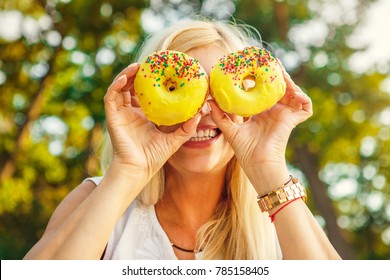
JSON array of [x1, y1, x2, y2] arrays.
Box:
[[189, 128, 221, 142]]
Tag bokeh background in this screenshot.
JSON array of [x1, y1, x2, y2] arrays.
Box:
[[1, 0, 390, 260]]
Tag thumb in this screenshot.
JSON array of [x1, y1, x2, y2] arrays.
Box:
[[169, 113, 202, 146], [208, 100, 239, 140]]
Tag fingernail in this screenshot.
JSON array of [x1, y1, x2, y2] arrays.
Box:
[[192, 114, 201, 128], [201, 102, 211, 114], [206, 100, 214, 110], [128, 63, 139, 68]]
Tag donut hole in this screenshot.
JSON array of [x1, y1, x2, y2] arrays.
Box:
[[242, 76, 256, 91], [164, 79, 177, 92]]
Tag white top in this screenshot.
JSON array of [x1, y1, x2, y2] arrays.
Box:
[[85, 176, 196, 260], [85, 176, 281, 260]]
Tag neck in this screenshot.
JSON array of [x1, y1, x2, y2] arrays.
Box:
[[157, 164, 227, 228], [155, 164, 228, 259]]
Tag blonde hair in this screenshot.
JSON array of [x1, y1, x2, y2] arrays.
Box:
[[100, 18, 279, 259]]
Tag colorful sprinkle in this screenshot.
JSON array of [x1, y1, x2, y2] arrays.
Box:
[[217, 47, 276, 88], [142, 50, 205, 83]]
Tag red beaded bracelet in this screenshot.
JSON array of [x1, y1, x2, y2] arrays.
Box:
[[269, 197, 300, 223]]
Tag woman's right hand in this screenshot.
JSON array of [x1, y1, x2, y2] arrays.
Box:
[[104, 63, 201, 178]]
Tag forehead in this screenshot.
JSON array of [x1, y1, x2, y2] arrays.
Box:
[[186, 45, 228, 75]]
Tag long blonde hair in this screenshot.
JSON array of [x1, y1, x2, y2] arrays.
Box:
[[100, 18, 280, 259]]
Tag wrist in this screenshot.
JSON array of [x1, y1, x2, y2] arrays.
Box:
[[108, 159, 149, 177], [93, 163, 150, 216], [257, 176, 307, 217], [103, 162, 150, 190], [268, 197, 303, 222], [246, 163, 290, 196]]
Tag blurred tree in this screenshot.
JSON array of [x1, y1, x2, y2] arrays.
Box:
[[0, 0, 389, 260], [235, 0, 390, 259], [0, 0, 146, 259]]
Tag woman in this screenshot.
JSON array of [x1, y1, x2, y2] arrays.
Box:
[[24, 18, 341, 260]]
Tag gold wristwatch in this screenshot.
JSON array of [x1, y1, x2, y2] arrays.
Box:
[[257, 176, 307, 212]]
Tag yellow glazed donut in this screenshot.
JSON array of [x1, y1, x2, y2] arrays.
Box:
[[134, 50, 208, 126], [210, 46, 286, 117]]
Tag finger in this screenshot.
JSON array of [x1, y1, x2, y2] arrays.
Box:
[[104, 75, 128, 113], [291, 107, 313, 124], [114, 63, 140, 92], [170, 113, 202, 145], [277, 59, 302, 94], [278, 70, 309, 110], [129, 83, 136, 97], [277, 87, 290, 105], [181, 113, 202, 136], [208, 100, 229, 125], [287, 97, 303, 110], [282, 89, 312, 115], [116, 89, 125, 108], [273, 60, 313, 122], [123, 75, 136, 92], [123, 90, 132, 107], [275, 61, 292, 105], [286, 94, 313, 126], [208, 100, 239, 139], [114, 63, 140, 82], [200, 101, 211, 116], [131, 96, 140, 107], [293, 92, 313, 114], [128, 81, 140, 107]]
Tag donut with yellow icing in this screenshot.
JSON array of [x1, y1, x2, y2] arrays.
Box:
[[210, 46, 286, 117], [134, 50, 208, 126]]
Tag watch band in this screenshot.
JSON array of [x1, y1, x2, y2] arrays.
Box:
[[257, 176, 307, 212]]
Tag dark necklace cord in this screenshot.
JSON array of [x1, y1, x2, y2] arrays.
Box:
[[171, 242, 203, 253]]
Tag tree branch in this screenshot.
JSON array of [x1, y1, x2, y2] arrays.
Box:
[[295, 144, 355, 259]]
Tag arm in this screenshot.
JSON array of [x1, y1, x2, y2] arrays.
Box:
[[252, 167, 340, 259], [270, 197, 341, 259], [23, 167, 149, 260], [24, 63, 200, 259], [24, 180, 96, 259], [209, 63, 341, 260]]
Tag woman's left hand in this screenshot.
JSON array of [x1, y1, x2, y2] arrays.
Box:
[[209, 62, 312, 195]]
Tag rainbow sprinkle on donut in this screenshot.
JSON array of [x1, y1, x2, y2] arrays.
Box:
[[216, 47, 278, 90], [134, 50, 209, 126], [141, 51, 205, 89], [210, 46, 286, 116]]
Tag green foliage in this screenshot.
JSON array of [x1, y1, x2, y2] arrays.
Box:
[[0, 0, 146, 259], [1, 0, 389, 259]]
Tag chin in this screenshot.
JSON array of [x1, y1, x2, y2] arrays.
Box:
[[167, 150, 234, 175]]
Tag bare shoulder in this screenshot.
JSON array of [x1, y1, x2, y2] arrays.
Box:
[[43, 179, 97, 235], [23, 179, 99, 259]]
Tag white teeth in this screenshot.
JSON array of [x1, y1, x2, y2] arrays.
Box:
[[190, 129, 218, 142], [196, 129, 216, 138]]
